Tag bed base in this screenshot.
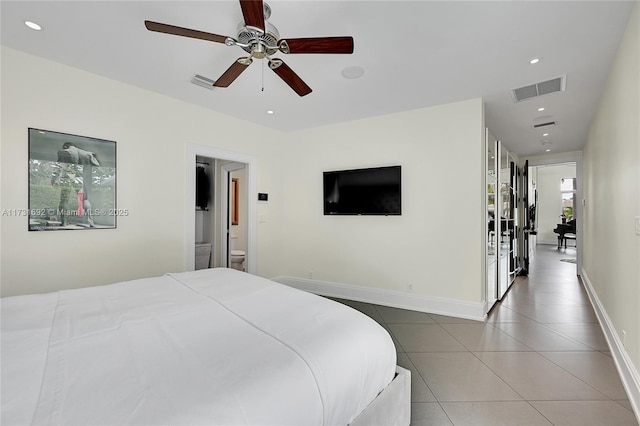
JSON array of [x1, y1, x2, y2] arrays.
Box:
[[350, 366, 411, 426]]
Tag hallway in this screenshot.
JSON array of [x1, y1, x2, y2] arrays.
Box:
[[333, 246, 638, 425]]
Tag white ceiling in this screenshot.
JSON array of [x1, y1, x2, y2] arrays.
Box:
[[1, 1, 634, 157]]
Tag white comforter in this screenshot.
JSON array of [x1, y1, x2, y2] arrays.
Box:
[[1, 268, 396, 425]]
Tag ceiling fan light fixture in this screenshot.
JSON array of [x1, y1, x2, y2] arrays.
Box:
[[251, 43, 267, 59]]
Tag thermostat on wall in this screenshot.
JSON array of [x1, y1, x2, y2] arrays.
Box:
[[258, 193, 268, 201]]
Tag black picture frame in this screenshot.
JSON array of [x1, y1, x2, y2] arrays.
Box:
[[28, 128, 117, 231]]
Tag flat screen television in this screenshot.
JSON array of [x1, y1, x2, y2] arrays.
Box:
[[323, 166, 401, 215]]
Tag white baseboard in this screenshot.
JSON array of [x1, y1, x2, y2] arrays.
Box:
[[581, 268, 640, 423], [272, 276, 486, 322]]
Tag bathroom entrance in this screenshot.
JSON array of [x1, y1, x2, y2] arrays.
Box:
[[221, 161, 247, 271], [185, 145, 257, 274]]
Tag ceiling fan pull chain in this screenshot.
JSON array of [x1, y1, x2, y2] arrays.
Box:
[[261, 60, 265, 92]]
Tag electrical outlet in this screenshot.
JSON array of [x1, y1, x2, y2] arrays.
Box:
[[408, 283, 413, 292], [308, 271, 313, 279]]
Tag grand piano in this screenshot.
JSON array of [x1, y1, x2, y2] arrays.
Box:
[[553, 219, 576, 249]]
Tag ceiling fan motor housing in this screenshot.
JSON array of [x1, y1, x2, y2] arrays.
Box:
[[236, 21, 280, 58]]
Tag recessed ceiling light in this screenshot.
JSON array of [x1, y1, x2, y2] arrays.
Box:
[[538, 107, 545, 112], [545, 148, 551, 152], [341, 66, 365, 80], [529, 58, 540, 64], [266, 110, 274, 115], [24, 21, 42, 31]]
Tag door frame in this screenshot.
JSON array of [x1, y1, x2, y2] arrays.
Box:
[[220, 161, 246, 268], [524, 152, 583, 274], [185, 144, 257, 274]]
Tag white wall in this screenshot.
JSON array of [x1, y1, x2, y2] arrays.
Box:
[[582, 1, 640, 409], [535, 164, 576, 245], [0, 47, 286, 296], [279, 99, 486, 304]]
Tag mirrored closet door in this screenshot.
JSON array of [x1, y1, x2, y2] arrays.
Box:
[[486, 129, 498, 310]]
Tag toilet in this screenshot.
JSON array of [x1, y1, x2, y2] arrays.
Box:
[[229, 236, 246, 271], [195, 243, 211, 270], [230, 250, 245, 271]]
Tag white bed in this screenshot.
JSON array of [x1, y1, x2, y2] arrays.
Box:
[[1, 268, 410, 425]]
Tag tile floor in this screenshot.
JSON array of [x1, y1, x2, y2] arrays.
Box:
[[333, 246, 639, 425]]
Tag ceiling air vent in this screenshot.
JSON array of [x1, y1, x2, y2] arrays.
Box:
[[191, 74, 216, 90], [533, 121, 557, 128], [532, 115, 557, 129], [511, 75, 566, 102]]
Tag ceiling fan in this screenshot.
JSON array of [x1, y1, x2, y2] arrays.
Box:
[[145, 0, 354, 97]]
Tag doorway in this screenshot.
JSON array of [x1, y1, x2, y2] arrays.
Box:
[[526, 156, 582, 274], [185, 144, 257, 274], [220, 161, 247, 270]]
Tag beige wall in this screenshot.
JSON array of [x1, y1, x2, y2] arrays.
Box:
[[583, 1, 640, 385], [0, 47, 285, 296], [279, 99, 486, 302], [0, 47, 485, 310]]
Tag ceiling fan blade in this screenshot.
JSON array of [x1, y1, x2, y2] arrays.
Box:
[[145, 21, 228, 44], [278, 37, 354, 54], [239, 0, 265, 32], [213, 58, 253, 88], [269, 59, 312, 97]]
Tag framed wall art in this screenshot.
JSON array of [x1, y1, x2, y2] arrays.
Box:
[[28, 128, 117, 231]]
